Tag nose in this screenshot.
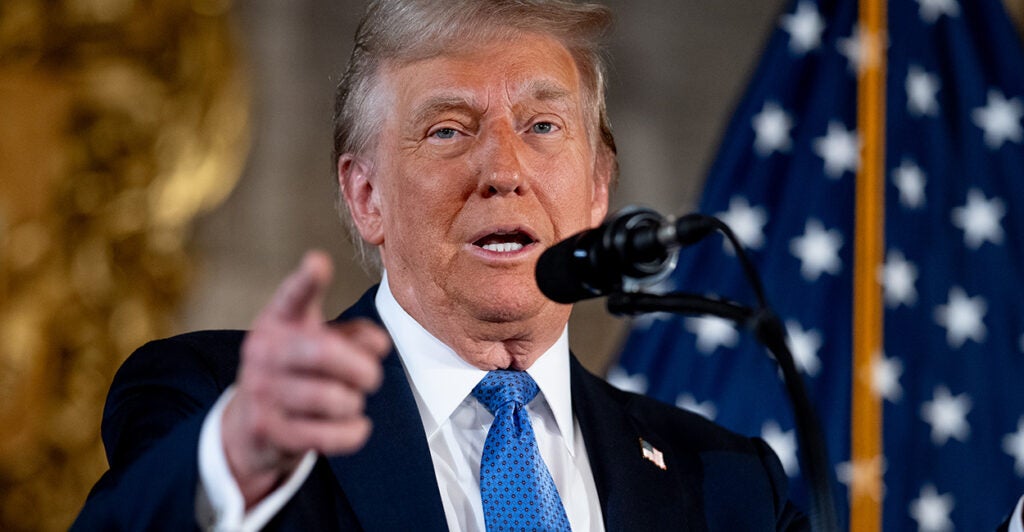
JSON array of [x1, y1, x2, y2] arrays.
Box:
[[478, 126, 529, 197]]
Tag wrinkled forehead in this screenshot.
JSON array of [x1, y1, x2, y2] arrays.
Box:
[[390, 29, 583, 88], [385, 22, 579, 67], [348, 24, 603, 161], [383, 33, 582, 105]]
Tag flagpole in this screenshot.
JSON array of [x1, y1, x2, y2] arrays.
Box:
[[851, 0, 887, 529]]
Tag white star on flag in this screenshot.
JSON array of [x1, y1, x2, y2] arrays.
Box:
[[780, 1, 826, 55], [813, 121, 860, 179], [952, 188, 1005, 249], [892, 158, 927, 209], [870, 351, 904, 403], [751, 101, 794, 156], [880, 249, 918, 308], [1003, 417, 1024, 477], [934, 286, 987, 349], [785, 320, 823, 377], [630, 311, 674, 330], [837, 26, 864, 73], [972, 89, 1024, 149], [717, 196, 768, 252], [675, 394, 717, 421], [909, 484, 956, 532], [921, 385, 972, 445], [915, 0, 961, 24], [606, 366, 647, 394], [685, 316, 739, 355], [790, 218, 843, 282], [761, 421, 799, 476], [837, 26, 883, 74], [635, 276, 679, 299], [836, 455, 887, 501], [906, 65, 940, 117]]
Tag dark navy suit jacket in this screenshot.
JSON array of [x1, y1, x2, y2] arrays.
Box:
[[74, 286, 808, 530]]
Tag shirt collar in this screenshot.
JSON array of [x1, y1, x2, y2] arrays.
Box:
[[374, 272, 576, 453]]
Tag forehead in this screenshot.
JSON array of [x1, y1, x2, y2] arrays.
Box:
[[380, 32, 584, 114]]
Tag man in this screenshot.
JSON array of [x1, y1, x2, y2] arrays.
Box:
[[74, 1, 809, 530]]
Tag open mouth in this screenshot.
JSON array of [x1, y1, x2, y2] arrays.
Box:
[[472, 229, 536, 253]]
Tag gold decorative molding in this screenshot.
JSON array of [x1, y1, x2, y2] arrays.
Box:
[[0, 1, 248, 529]]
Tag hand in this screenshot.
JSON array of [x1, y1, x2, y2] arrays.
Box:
[[221, 251, 390, 507]]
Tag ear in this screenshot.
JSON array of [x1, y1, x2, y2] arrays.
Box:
[[589, 146, 613, 225], [338, 154, 385, 245]]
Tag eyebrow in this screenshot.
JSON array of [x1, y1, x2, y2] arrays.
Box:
[[408, 80, 576, 127], [526, 80, 574, 104], [515, 80, 578, 118], [410, 96, 480, 129]]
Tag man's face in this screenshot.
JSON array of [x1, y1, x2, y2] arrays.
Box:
[[347, 32, 610, 332]]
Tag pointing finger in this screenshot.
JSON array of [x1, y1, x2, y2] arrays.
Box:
[[284, 332, 385, 392], [331, 319, 392, 359], [265, 251, 333, 323]]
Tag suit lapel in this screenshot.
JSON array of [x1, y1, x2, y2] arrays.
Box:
[[326, 288, 448, 532], [571, 357, 707, 532]]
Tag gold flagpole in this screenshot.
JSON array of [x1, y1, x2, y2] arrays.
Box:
[[851, 0, 887, 529]]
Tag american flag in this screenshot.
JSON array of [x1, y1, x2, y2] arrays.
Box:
[[609, 0, 1024, 529]]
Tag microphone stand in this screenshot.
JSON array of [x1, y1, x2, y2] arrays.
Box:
[[605, 216, 840, 531]]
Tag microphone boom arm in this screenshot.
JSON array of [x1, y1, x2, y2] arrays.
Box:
[[536, 206, 839, 529]]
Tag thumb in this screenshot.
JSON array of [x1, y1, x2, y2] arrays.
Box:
[[264, 250, 333, 323]]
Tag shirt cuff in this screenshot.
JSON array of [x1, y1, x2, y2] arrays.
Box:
[[196, 386, 317, 532], [1010, 495, 1024, 532]]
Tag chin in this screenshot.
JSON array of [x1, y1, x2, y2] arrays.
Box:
[[458, 280, 550, 324], [470, 293, 544, 323]]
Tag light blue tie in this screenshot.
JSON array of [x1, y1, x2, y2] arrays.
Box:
[[472, 370, 572, 531]]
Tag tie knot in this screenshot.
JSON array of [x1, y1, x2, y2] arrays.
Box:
[[471, 370, 540, 415]]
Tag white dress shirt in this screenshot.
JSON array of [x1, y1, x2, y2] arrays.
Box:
[[196, 274, 604, 531], [375, 273, 604, 531]]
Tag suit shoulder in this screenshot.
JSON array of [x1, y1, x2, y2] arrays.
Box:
[[102, 330, 246, 465], [572, 358, 807, 528], [116, 329, 247, 387], [625, 389, 758, 452], [128, 329, 247, 362], [580, 370, 761, 455]]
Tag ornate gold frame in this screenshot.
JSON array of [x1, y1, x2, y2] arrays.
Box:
[[0, 1, 248, 529]]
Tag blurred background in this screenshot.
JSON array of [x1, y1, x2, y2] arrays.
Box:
[[0, 0, 1021, 530]]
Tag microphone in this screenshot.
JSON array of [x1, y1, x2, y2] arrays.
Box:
[[535, 207, 717, 303]]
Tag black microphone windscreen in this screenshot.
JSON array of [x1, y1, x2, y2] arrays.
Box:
[[534, 236, 599, 304]]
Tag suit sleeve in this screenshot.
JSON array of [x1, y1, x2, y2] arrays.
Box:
[[751, 438, 812, 531], [72, 333, 240, 531]]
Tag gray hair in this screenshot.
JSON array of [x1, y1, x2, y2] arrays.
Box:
[[332, 0, 617, 272]]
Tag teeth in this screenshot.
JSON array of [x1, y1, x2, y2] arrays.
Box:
[[482, 242, 524, 253]]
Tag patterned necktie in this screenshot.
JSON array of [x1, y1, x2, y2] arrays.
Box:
[[472, 370, 572, 531]]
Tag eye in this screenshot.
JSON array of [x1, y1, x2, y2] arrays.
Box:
[[431, 127, 458, 140], [531, 122, 557, 134]]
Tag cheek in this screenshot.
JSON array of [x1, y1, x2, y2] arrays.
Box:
[[382, 160, 470, 240], [538, 155, 599, 229]]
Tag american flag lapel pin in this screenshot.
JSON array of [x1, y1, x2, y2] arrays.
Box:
[[640, 438, 666, 470]]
